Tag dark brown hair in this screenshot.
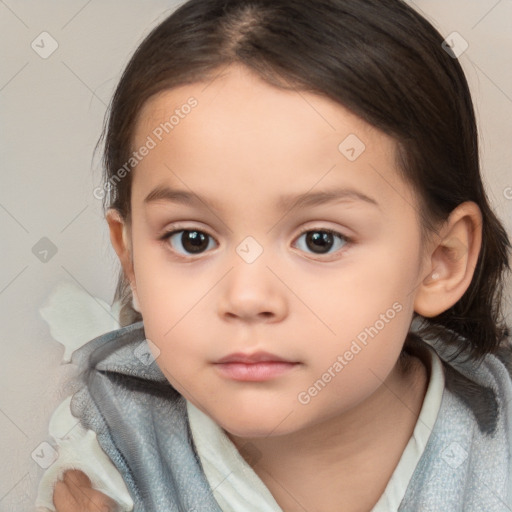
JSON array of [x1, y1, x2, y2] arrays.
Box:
[[98, 0, 511, 362]]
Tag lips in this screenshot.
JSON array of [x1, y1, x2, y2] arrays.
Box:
[[214, 351, 299, 382], [215, 351, 291, 364]]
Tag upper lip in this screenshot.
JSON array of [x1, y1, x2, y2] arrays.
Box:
[[215, 351, 293, 364]]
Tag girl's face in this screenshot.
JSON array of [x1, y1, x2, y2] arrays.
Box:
[[125, 64, 430, 437]]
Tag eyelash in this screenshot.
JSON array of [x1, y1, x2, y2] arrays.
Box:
[[159, 225, 352, 260]]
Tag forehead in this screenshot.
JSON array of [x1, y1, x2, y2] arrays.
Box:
[[130, 65, 418, 216]]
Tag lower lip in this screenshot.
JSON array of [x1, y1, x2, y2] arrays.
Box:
[[214, 362, 298, 381]]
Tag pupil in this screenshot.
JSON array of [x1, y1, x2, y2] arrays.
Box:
[[182, 231, 208, 253], [307, 231, 333, 253]]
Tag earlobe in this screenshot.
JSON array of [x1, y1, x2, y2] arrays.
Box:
[[414, 201, 482, 318], [131, 287, 141, 312]]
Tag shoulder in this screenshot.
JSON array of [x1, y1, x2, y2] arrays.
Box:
[[70, 320, 175, 403], [68, 320, 181, 426], [401, 338, 512, 510], [35, 322, 194, 511], [438, 340, 512, 438], [494, 338, 512, 378], [35, 395, 134, 511], [70, 319, 148, 371]]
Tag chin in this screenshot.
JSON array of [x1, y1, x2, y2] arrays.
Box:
[[213, 407, 301, 440], [223, 422, 290, 440]]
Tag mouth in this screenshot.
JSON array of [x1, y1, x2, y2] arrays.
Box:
[[213, 351, 300, 382]]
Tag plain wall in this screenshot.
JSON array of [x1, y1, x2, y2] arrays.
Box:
[[1, 1, 511, 509]]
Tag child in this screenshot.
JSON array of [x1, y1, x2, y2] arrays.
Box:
[[36, 0, 512, 510]]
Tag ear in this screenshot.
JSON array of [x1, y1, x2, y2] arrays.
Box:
[[414, 201, 482, 318], [105, 208, 138, 304]]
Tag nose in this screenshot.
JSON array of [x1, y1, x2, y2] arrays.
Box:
[[217, 255, 288, 323]]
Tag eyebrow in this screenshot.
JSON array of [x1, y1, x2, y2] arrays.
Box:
[[144, 185, 380, 211]]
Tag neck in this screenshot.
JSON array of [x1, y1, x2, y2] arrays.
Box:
[[226, 350, 428, 512]]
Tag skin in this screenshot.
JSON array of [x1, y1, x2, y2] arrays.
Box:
[[53, 470, 118, 511], [55, 64, 482, 512]]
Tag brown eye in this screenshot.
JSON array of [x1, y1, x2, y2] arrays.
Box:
[[163, 229, 216, 256], [294, 229, 349, 256]]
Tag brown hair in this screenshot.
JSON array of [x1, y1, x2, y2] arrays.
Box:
[[98, 0, 510, 362]]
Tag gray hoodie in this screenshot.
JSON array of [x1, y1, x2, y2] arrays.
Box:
[[65, 320, 512, 511]]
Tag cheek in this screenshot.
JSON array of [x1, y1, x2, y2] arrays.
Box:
[[299, 233, 420, 394], [313, 244, 419, 344], [140, 285, 211, 399], [295, 299, 412, 420], [349, 222, 422, 302], [132, 237, 201, 326], [130, 245, 205, 364]]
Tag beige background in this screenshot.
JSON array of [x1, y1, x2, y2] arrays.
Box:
[[1, 1, 511, 510]]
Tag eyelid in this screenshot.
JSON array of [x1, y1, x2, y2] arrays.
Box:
[[158, 222, 217, 240], [295, 225, 349, 239]]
